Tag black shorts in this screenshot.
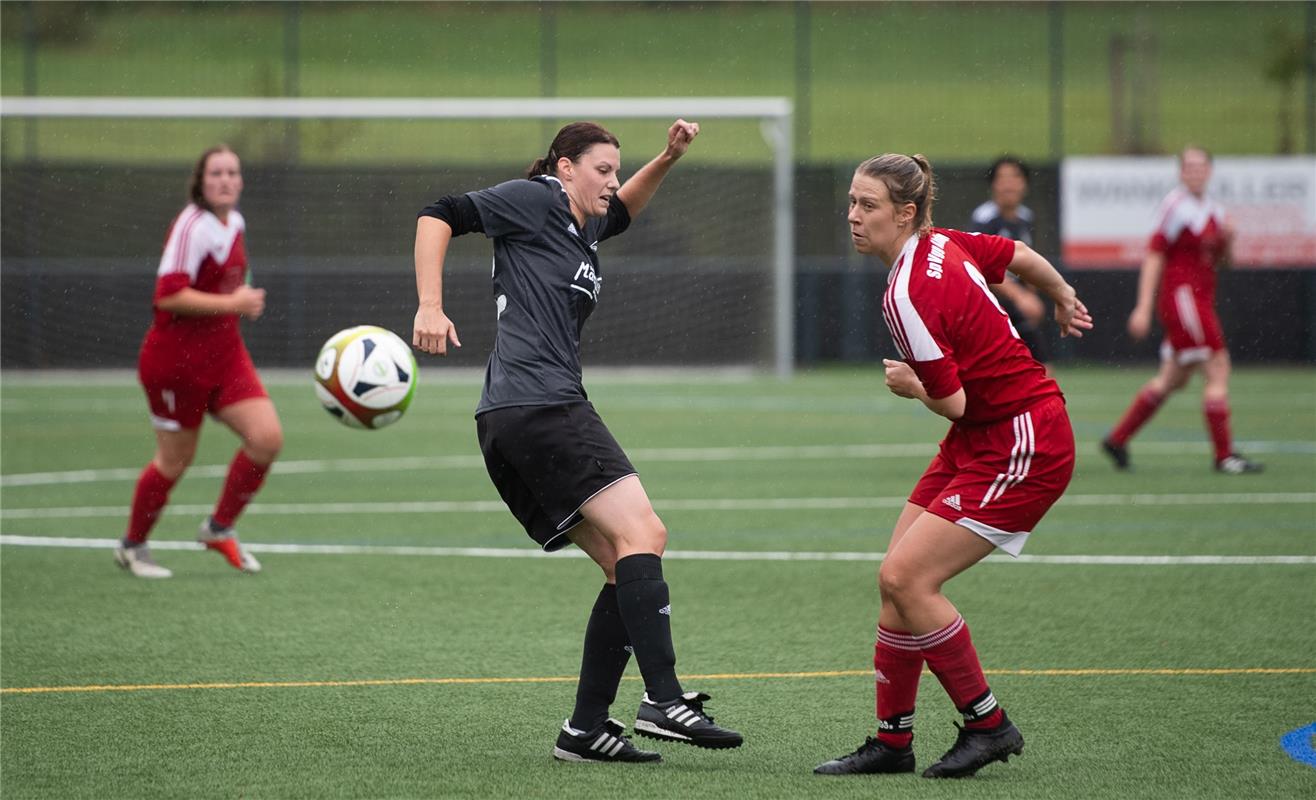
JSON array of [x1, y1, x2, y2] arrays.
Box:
[[476, 402, 637, 552]]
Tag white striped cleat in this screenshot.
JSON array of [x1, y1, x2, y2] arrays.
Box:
[[634, 691, 743, 749], [114, 543, 173, 579], [552, 718, 661, 763]]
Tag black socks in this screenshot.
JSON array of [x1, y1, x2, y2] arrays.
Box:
[[614, 553, 683, 703], [569, 584, 632, 732]]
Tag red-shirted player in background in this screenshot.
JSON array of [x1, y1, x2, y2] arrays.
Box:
[[814, 154, 1091, 780], [115, 145, 281, 578], [1101, 146, 1262, 475]]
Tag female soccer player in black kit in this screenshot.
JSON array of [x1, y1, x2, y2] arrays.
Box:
[[412, 119, 742, 764]]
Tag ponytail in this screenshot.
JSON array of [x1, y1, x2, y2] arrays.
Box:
[[910, 154, 936, 235]]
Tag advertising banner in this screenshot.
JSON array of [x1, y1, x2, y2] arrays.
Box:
[[1060, 157, 1316, 269]]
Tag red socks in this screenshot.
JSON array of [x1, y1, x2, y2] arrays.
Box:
[[1204, 397, 1232, 462], [212, 450, 270, 529], [874, 626, 924, 748], [919, 616, 1004, 731], [124, 463, 178, 545], [1109, 387, 1165, 446], [1115, 387, 1233, 462]]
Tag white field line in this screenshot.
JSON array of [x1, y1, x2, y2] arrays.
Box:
[[4, 440, 1314, 487], [0, 366, 755, 388], [1, 492, 1312, 520], [2, 535, 1313, 565]]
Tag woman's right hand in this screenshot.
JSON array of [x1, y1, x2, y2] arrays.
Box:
[[1127, 305, 1152, 341], [232, 285, 266, 319], [413, 305, 462, 356]]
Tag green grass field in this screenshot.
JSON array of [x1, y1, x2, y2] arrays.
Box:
[[0, 2, 1305, 163], [2, 366, 1314, 798]]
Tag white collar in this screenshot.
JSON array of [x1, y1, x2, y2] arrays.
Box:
[[890, 234, 920, 274]]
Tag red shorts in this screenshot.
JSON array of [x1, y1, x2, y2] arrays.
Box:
[[138, 337, 267, 431], [1158, 284, 1225, 365], [909, 395, 1074, 556]]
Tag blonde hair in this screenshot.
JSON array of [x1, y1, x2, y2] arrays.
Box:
[[855, 153, 937, 235]]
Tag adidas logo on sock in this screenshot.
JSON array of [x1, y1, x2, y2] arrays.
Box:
[[875, 669, 891, 685], [942, 494, 962, 511], [658, 604, 671, 616]]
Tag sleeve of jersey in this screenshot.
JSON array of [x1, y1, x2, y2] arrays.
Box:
[[417, 194, 485, 236], [466, 179, 553, 240], [1147, 195, 1177, 253], [154, 213, 212, 301], [944, 228, 1015, 284], [890, 286, 962, 400], [597, 194, 632, 242]]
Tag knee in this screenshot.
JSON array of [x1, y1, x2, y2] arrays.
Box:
[[244, 426, 283, 464], [878, 562, 932, 608], [153, 450, 194, 480], [878, 562, 911, 605], [644, 513, 668, 556], [153, 447, 196, 478], [1152, 373, 1184, 394]]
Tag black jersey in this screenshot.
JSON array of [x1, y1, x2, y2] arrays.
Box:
[[969, 201, 1034, 246], [467, 176, 630, 415]]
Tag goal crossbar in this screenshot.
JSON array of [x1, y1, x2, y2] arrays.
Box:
[[0, 96, 790, 120], [1, 96, 795, 377]]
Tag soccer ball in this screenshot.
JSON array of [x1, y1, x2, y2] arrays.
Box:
[[314, 325, 417, 429]]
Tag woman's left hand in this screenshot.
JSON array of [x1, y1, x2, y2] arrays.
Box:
[[1055, 290, 1094, 338], [882, 359, 923, 399], [664, 119, 700, 160]]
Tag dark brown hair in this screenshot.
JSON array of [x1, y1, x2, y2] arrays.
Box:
[[988, 155, 1030, 185], [526, 122, 620, 178], [856, 153, 937, 235], [187, 144, 238, 210]]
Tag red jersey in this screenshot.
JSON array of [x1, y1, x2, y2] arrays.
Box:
[[146, 204, 248, 352], [882, 228, 1061, 426], [1149, 187, 1228, 305]]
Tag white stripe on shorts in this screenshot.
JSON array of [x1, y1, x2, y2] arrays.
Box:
[[981, 411, 1034, 507]]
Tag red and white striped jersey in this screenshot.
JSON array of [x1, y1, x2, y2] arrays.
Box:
[[150, 204, 248, 340], [1149, 187, 1228, 300], [882, 228, 1061, 425]]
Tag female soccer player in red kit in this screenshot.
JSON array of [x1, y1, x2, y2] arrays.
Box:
[[815, 154, 1092, 779], [1101, 146, 1262, 475], [115, 145, 279, 578]]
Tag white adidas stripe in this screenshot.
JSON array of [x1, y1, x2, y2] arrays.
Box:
[[982, 411, 1035, 507], [972, 693, 998, 715]]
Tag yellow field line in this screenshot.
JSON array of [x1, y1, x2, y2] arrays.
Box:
[[3, 667, 1313, 696]]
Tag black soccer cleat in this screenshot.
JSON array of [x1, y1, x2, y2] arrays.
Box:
[[1215, 453, 1264, 475], [814, 737, 915, 775], [1100, 437, 1131, 470], [921, 713, 1024, 779], [552, 718, 662, 764], [634, 691, 743, 749]]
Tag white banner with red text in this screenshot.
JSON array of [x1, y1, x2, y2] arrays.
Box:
[[1060, 156, 1316, 269]]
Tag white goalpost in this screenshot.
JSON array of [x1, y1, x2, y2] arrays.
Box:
[[1, 96, 796, 377]]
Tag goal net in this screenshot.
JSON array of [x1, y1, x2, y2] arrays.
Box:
[[0, 97, 795, 376]]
